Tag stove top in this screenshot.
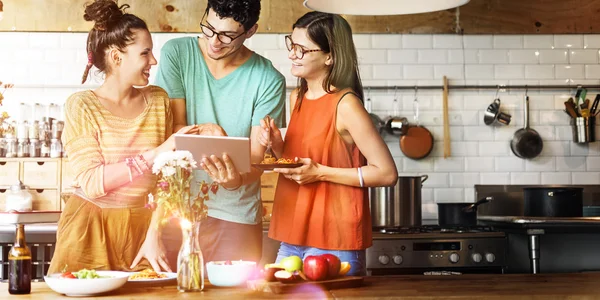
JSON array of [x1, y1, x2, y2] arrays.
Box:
[[377, 225, 496, 234], [373, 225, 505, 239]]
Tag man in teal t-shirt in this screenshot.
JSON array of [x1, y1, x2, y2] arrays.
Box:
[[154, 0, 285, 266]]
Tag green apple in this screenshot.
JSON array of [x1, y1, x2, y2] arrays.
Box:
[[280, 256, 303, 272]]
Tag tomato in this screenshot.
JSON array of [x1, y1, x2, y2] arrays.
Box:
[[60, 272, 76, 279], [210, 184, 219, 194]]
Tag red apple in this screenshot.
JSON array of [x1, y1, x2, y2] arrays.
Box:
[[320, 254, 341, 279], [303, 255, 329, 281]]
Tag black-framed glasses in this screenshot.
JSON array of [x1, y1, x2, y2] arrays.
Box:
[[285, 35, 322, 59], [200, 22, 246, 44]]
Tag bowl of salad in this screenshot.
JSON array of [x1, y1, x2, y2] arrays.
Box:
[[44, 269, 130, 296]]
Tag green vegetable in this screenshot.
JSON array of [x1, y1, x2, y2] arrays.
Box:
[[72, 269, 110, 279]]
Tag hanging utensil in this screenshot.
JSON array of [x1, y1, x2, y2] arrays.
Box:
[[564, 101, 579, 118], [590, 94, 600, 116], [442, 76, 451, 158], [400, 89, 434, 160], [510, 95, 543, 159]]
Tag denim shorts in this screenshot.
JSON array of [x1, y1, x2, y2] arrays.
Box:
[[274, 242, 366, 276]]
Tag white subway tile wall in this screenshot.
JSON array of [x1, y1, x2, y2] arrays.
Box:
[[1, 32, 600, 217]]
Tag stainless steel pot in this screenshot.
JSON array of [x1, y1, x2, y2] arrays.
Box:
[[370, 175, 428, 228]]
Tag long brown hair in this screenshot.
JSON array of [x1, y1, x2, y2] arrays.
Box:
[[81, 0, 148, 84], [292, 12, 363, 109]]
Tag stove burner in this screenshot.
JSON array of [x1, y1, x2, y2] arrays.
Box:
[[378, 225, 496, 234]]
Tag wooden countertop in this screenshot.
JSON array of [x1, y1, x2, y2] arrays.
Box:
[[3, 272, 600, 299]]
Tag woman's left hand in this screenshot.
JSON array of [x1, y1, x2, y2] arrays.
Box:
[[130, 232, 172, 272], [274, 157, 322, 185]]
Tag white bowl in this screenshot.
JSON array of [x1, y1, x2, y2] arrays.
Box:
[[44, 271, 130, 296], [206, 261, 257, 287]]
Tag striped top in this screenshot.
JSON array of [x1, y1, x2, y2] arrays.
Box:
[[62, 85, 173, 208]]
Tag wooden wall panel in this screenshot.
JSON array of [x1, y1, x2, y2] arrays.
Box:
[[1, 0, 600, 34]]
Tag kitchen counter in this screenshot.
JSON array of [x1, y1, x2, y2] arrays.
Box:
[[4, 272, 600, 299]]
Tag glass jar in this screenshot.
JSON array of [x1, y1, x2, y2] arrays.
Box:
[[29, 139, 40, 158], [5, 138, 17, 158], [17, 139, 29, 158], [50, 138, 62, 158], [5, 181, 32, 212], [40, 139, 50, 158]]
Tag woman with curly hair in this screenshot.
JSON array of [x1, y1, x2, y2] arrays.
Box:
[[48, 0, 197, 274]]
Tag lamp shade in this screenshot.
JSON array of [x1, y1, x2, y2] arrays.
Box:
[[303, 0, 470, 16]]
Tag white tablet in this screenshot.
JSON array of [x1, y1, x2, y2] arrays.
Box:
[[174, 134, 251, 173]]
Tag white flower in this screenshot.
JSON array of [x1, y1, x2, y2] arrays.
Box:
[[162, 166, 176, 177], [152, 150, 197, 174]]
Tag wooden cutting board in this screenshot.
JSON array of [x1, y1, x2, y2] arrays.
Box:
[[247, 276, 363, 294]]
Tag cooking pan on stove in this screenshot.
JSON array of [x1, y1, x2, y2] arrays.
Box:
[[437, 197, 493, 226]]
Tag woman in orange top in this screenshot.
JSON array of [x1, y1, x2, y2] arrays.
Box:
[[258, 12, 397, 276]]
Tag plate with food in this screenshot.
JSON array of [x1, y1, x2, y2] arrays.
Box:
[[128, 268, 177, 282], [44, 269, 130, 297], [253, 158, 303, 170]]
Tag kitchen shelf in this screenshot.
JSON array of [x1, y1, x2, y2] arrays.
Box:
[[361, 84, 600, 91]]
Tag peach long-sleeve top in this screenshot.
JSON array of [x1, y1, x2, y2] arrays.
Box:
[[62, 85, 172, 208]]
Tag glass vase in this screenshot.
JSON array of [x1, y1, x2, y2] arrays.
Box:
[[177, 220, 204, 292]]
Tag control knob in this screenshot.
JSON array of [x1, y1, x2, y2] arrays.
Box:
[[378, 254, 390, 265], [392, 255, 403, 265], [471, 253, 482, 263], [485, 253, 496, 263], [448, 252, 460, 264]]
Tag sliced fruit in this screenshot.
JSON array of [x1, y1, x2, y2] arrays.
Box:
[[274, 270, 301, 283], [264, 263, 283, 269], [263, 265, 285, 282], [339, 262, 351, 276]]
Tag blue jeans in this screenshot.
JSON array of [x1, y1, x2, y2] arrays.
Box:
[[275, 242, 366, 276]]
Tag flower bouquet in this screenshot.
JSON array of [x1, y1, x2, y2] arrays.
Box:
[[149, 150, 218, 292]]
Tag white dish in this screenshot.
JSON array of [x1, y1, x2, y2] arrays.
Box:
[[206, 260, 257, 287], [0, 210, 61, 225], [128, 271, 177, 282], [44, 271, 130, 297]]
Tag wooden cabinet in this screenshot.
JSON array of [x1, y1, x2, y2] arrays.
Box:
[[0, 158, 281, 213], [261, 172, 279, 222], [0, 158, 62, 211]]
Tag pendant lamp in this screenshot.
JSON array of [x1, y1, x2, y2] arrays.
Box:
[[303, 0, 470, 15]]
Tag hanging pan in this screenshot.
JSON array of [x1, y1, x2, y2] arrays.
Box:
[[510, 95, 543, 159], [400, 96, 434, 160]]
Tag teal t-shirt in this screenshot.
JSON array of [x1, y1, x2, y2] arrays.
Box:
[[154, 36, 286, 225]]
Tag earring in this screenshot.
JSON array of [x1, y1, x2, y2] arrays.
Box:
[[116, 58, 122, 66]]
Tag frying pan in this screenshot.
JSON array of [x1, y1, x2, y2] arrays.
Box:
[[510, 96, 543, 159], [400, 99, 433, 160]]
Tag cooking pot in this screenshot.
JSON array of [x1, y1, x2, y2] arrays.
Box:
[[523, 187, 583, 217], [370, 175, 428, 228], [437, 197, 492, 226]]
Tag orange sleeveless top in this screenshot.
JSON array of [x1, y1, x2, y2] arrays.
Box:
[[268, 90, 372, 250]]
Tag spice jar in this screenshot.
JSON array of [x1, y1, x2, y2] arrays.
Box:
[[5, 181, 32, 212], [50, 138, 62, 158], [29, 139, 40, 158], [17, 139, 29, 158]]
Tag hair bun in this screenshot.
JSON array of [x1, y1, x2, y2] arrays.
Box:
[[83, 0, 129, 31]]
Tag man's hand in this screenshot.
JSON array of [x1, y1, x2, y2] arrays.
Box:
[[201, 154, 243, 190], [197, 123, 227, 136]]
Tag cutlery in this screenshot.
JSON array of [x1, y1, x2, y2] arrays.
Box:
[[591, 94, 600, 116], [263, 115, 278, 162], [564, 101, 579, 118]]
